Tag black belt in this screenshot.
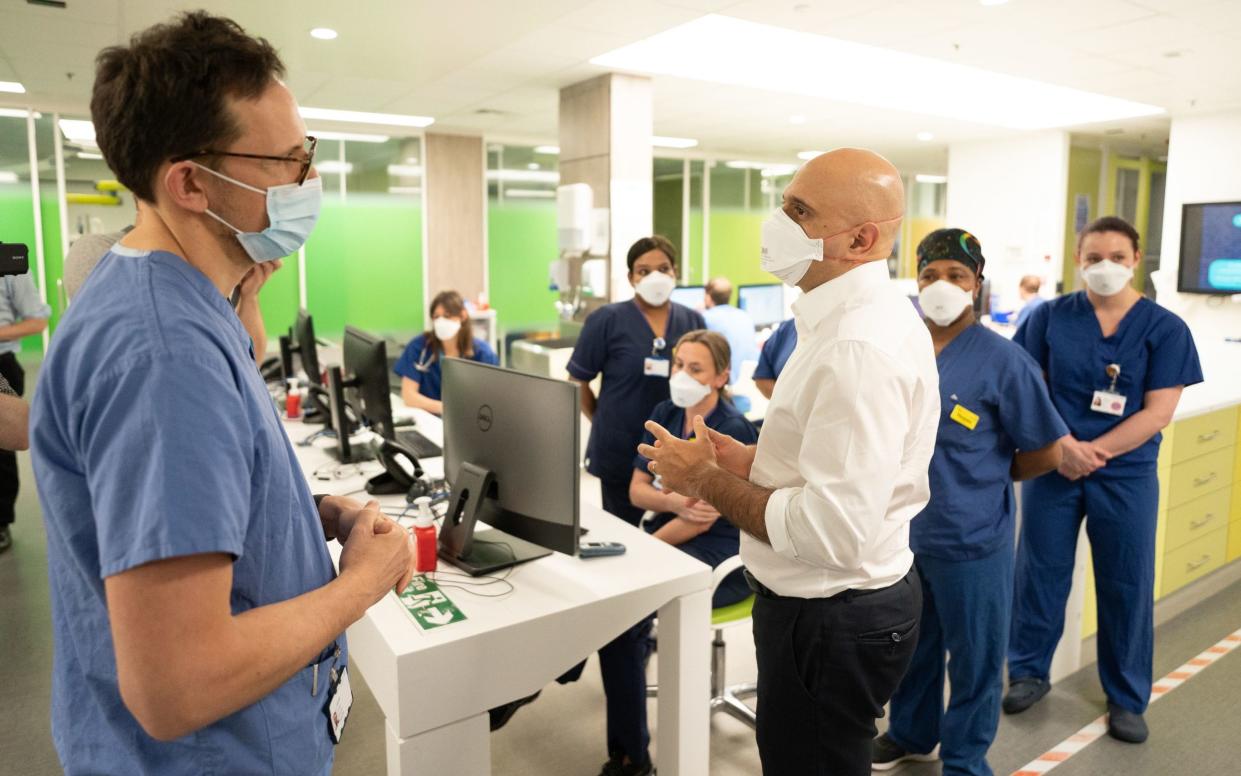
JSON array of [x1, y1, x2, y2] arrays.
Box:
[[745, 568, 911, 603]]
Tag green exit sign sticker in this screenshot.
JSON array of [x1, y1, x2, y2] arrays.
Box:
[[397, 575, 467, 630]]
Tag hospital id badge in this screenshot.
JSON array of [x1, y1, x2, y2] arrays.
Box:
[[1091, 390, 1126, 417], [325, 666, 354, 744], [643, 357, 670, 377]]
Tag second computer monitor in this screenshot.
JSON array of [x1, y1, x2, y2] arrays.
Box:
[[441, 359, 580, 560], [737, 283, 785, 328], [293, 308, 322, 386], [669, 284, 705, 310], [343, 326, 397, 440]]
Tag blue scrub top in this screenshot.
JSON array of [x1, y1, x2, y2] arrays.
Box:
[[1015, 291, 1203, 477], [913, 325, 1069, 561], [634, 397, 759, 548], [568, 300, 706, 482], [702, 304, 760, 384], [30, 247, 342, 776], [393, 333, 499, 401], [753, 316, 798, 381], [1015, 295, 1046, 330]]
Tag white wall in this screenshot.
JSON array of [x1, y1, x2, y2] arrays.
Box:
[[1152, 110, 1241, 341], [946, 131, 1070, 311]]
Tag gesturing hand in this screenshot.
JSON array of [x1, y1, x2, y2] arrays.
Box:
[[705, 427, 756, 480], [637, 415, 718, 500]]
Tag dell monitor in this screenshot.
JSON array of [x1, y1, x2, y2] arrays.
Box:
[[440, 359, 580, 574], [670, 284, 705, 310], [738, 283, 786, 328], [291, 309, 329, 423], [1178, 201, 1241, 294]]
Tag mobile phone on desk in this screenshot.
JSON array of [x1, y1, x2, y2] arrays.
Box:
[[579, 541, 626, 558]]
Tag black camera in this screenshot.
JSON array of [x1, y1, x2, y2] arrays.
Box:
[[0, 243, 30, 278]]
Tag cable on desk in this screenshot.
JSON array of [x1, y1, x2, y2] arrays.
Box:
[[430, 539, 518, 598]]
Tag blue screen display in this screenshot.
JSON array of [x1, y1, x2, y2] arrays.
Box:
[[1179, 202, 1241, 294]]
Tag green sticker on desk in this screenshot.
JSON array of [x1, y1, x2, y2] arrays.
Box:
[[397, 575, 467, 630]]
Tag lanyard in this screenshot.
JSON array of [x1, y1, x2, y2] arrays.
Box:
[[1105, 362, 1121, 392]]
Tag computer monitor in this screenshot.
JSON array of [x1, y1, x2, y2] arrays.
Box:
[[323, 364, 365, 463], [291, 309, 329, 423], [737, 283, 785, 327], [1179, 201, 1241, 294], [670, 284, 705, 310], [343, 326, 397, 440], [440, 359, 580, 574]]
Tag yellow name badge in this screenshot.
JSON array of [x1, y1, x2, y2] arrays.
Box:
[[950, 404, 980, 430]]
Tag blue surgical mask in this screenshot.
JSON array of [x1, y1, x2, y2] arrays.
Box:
[[195, 163, 322, 262]]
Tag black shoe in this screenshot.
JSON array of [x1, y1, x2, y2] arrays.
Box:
[[1107, 703, 1148, 743], [0, 526, 10, 554], [871, 734, 937, 771], [1003, 677, 1051, 714], [599, 754, 653, 776], [487, 690, 541, 731]]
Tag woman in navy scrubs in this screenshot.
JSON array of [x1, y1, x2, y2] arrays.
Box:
[[1004, 216, 1203, 744], [393, 289, 498, 415], [568, 235, 706, 524], [872, 229, 1067, 776]]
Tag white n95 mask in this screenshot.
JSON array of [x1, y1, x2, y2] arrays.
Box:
[[918, 280, 974, 327], [433, 317, 462, 342], [635, 272, 676, 306], [669, 369, 713, 408], [196, 164, 322, 263], [1081, 261, 1133, 297], [761, 207, 825, 287]]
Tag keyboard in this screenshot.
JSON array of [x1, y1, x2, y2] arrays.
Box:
[[394, 428, 443, 459]]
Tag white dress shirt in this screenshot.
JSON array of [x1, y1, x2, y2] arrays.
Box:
[[743, 260, 940, 598]]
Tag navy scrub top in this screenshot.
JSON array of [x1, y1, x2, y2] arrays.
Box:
[[568, 300, 706, 482], [753, 316, 798, 381], [634, 397, 760, 548], [912, 325, 1069, 561], [1014, 291, 1203, 477], [393, 333, 499, 401]]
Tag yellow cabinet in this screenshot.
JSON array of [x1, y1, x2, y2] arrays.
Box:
[[1167, 447, 1236, 510], [1172, 406, 1238, 465], [1164, 487, 1232, 554], [1229, 519, 1241, 564], [1161, 526, 1229, 596]]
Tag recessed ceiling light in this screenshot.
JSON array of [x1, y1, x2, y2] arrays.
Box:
[[915, 174, 948, 184], [797, 150, 825, 160], [788, 114, 807, 125], [0, 81, 26, 94], [486, 169, 560, 183], [315, 160, 353, 174], [916, 131, 935, 141], [77, 152, 104, 160], [534, 145, 560, 155], [593, 15, 1163, 130], [309, 130, 390, 143], [386, 164, 423, 177], [0, 171, 18, 183], [299, 106, 434, 128], [527, 162, 540, 170], [310, 28, 338, 40], [0, 108, 40, 119], [979, 0, 1009, 6], [59, 118, 97, 145], [652, 135, 698, 149]]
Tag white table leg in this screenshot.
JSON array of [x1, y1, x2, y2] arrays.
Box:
[[655, 587, 712, 776], [385, 712, 490, 776]]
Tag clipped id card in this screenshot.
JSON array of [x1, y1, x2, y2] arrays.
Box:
[[1091, 390, 1126, 417], [643, 357, 670, 377], [326, 666, 354, 744]]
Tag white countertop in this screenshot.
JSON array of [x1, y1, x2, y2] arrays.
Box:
[[1174, 337, 1241, 420]]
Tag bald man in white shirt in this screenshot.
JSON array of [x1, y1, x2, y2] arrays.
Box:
[[640, 149, 939, 776]]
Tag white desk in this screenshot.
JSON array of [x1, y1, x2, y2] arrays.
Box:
[[281, 403, 713, 775]]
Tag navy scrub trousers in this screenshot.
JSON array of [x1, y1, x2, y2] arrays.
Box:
[[1008, 471, 1159, 714]]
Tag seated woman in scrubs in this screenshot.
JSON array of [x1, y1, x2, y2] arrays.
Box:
[[1004, 216, 1203, 744], [872, 229, 1068, 776], [393, 290, 498, 415], [567, 235, 706, 525], [582, 330, 756, 776]]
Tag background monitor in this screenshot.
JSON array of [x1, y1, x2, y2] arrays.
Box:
[[670, 284, 705, 310], [343, 326, 397, 441], [441, 359, 579, 563], [737, 283, 785, 327], [292, 309, 328, 422], [1178, 201, 1241, 295]]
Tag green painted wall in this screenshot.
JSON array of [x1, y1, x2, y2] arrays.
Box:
[[0, 186, 60, 357], [1064, 146, 1102, 292], [303, 194, 423, 341], [705, 209, 771, 303], [257, 249, 301, 341], [487, 201, 560, 332]]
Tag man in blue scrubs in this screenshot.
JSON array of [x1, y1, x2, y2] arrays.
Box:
[[751, 315, 797, 399], [30, 14, 413, 774], [1005, 216, 1203, 743], [872, 229, 1067, 775], [702, 277, 759, 384]]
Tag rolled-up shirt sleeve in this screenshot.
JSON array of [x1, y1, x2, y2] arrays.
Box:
[[763, 340, 913, 571]]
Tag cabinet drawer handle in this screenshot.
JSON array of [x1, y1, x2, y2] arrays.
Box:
[[1196, 430, 1220, 443], [1190, 514, 1215, 530], [1186, 555, 1212, 572], [1193, 472, 1217, 488]]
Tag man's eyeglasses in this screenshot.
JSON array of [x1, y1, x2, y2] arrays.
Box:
[[171, 136, 318, 185]]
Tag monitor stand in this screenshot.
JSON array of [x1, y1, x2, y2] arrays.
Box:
[[439, 462, 551, 576]]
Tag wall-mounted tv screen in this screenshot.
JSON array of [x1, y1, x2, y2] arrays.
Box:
[[1178, 201, 1241, 295]]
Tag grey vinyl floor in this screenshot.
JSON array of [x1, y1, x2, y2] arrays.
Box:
[[5, 449, 1241, 775]]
